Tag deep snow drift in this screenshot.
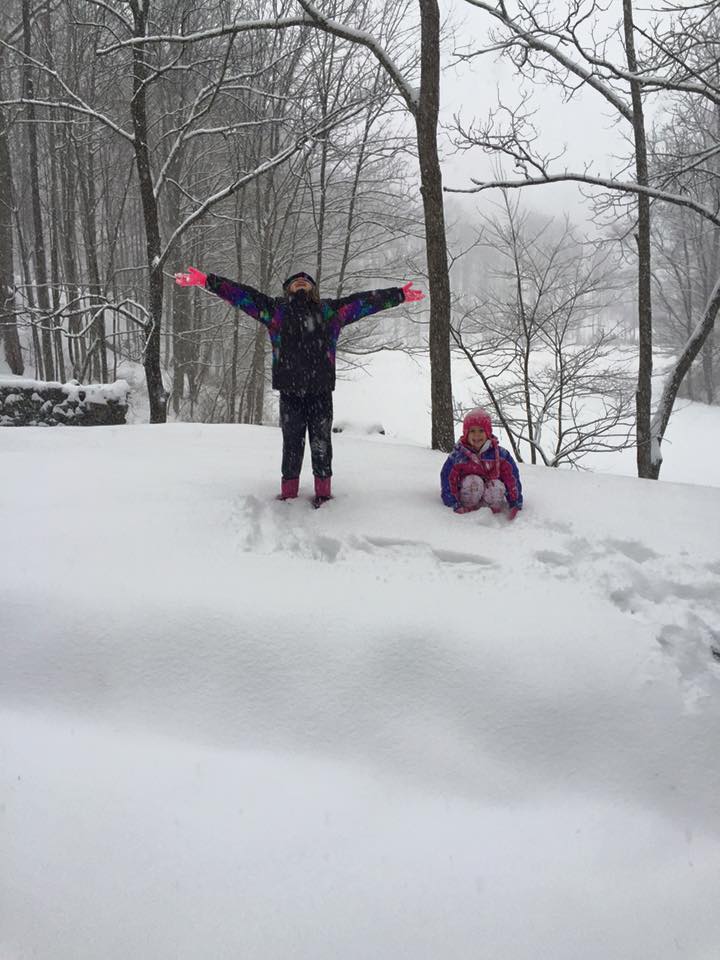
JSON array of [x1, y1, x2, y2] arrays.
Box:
[[2, 421, 720, 960]]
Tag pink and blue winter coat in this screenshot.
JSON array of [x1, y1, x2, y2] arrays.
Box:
[[441, 435, 523, 511], [205, 273, 405, 394]]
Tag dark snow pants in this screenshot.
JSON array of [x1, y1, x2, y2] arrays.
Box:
[[279, 391, 333, 480]]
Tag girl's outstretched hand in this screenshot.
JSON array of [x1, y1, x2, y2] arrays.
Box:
[[402, 281, 425, 303], [174, 266, 207, 287]]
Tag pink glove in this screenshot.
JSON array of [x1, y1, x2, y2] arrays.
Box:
[[507, 507, 520, 521], [454, 505, 478, 514], [402, 281, 425, 303], [174, 266, 207, 287]]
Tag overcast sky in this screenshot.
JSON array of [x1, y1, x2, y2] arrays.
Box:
[[436, 2, 633, 225]]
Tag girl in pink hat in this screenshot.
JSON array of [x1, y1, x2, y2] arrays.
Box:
[[440, 408, 523, 519]]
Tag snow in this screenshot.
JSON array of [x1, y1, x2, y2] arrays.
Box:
[[0, 375, 130, 406], [332, 351, 720, 487], [2, 407, 720, 959]]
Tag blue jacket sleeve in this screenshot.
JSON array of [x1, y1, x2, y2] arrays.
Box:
[[440, 454, 459, 508], [206, 273, 276, 326], [498, 448, 523, 509]]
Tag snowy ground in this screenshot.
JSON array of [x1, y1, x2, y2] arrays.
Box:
[[5, 347, 719, 486], [2, 416, 720, 959]]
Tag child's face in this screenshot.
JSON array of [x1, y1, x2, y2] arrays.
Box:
[[467, 426, 487, 450], [288, 277, 314, 294]]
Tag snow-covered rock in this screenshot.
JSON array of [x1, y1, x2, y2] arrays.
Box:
[[0, 377, 129, 426]]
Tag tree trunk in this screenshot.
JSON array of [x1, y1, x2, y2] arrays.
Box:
[[336, 83, 381, 297], [48, 131, 66, 382], [62, 127, 82, 377], [701, 331, 715, 404], [623, 0, 654, 477], [171, 250, 191, 416], [417, 0, 454, 451], [244, 178, 274, 427], [0, 78, 23, 375], [22, 0, 54, 380], [130, 0, 166, 423], [14, 207, 42, 376], [166, 150, 188, 417], [651, 271, 720, 446], [702, 224, 720, 404], [44, 5, 66, 383], [78, 145, 108, 383], [228, 193, 245, 422]]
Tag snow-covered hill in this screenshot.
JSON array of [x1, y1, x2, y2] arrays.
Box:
[[2, 422, 720, 960]]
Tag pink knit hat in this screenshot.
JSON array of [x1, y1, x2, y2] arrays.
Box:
[[462, 407, 492, 442]]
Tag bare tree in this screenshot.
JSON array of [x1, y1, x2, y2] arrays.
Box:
[[21, 0, 54, 380], [2, 0, 372, 419], [650, 90, 720, 405], [452, 194, 635, 467], [102, 0, 456, 448], [296, 0, 454, 450], [452, 0, 720, 477], [0, 54, 23, 374], [167, 5, 419, 425], [0, 0, 439, 440]]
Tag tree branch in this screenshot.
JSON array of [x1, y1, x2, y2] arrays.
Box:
[[445, 171, 720, 227]]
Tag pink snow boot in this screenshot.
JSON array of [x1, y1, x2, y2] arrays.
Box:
[[312, 476, 332, 508], [277, 477, 299, 501]]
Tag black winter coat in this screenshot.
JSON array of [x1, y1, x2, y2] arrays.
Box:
[[206, 273, 405, 394]]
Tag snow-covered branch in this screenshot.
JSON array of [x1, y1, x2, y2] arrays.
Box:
[[295, 0, 418, 112], [96, 17, 311, 55], [0, 37, 134, 142], [158, 99, 370, 269], [0, 96, 134, 143], [445, 172, 720, 228], [95, 3, 419, 113], [460, 0, 633, 122]]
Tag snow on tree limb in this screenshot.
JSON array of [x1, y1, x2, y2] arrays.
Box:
[[0, 97, 135, 143], [95, 3, 419, 112], [0, 37, 135, 143], [96, 17, 312, 55], [461, 0, 633, 122], [157, 100, 371, 270], [462, 0, 720, 114], [295, 0, 419, 111], [445, 173, 720, 228]]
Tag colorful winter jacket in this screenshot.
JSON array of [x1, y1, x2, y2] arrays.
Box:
[[440, 436, 523, 511], [205, 274, 405, 394]]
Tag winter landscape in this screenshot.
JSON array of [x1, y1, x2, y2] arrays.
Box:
[[3, 352, 720, 959], [3, 0, 720, 957]]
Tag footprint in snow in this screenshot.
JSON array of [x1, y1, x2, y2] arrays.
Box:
[[232, 503, 497, 571], [656, 617, 720, 701], [602, 539, 658, 563], [360, 535, 495, 568]]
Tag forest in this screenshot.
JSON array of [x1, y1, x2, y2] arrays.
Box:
[[1, 0, 719, 477]]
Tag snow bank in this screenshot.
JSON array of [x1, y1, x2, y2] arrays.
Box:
[[1, 423, 719, 960]]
